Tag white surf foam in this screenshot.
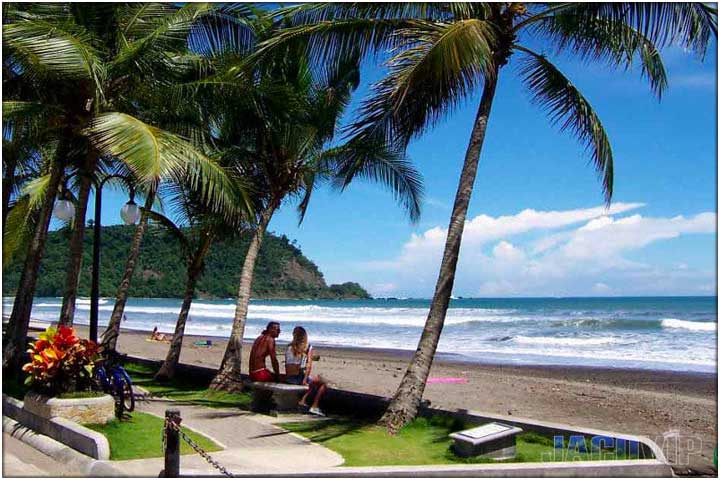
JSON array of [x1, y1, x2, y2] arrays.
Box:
[[513, 336, 620, 346], [661, 318, 716, 332], [69, 302, 523, 327]]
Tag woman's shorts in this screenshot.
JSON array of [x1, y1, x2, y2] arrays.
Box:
[[286, 374, 304, 385]]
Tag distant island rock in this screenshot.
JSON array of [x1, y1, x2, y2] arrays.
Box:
[[2, 224, 371, 300]]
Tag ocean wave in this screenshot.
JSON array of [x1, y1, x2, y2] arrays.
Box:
[[551, 317, 666, 330], [75, 298, 108, 305], [552, 317, 718, 331], [513, 336, 621, 346], [661, 318, 716, 332], [450, 344, 717, 369], [71, 302, 523, 327]]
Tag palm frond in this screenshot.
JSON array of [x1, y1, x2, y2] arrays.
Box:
[[521, 3, 717, 58], [295, 169, 323, 225], [2, 101, 59, 120], [187, 7, 258, 57], [348, 18, 498, 148], [276, 3, 485, 25], [117, 3, 180, 40], [517, 46, 613, 203], [144, 208, 191, 256], [3, 101, 61, 144], [529, 9, 670, 98], [3, 18, 105, 91], [246, 17, 415, 71], [2, 195, 35, 265], [112, 3, 212, 74], [86, 112, 252, 223], [327, 138, 424, 223], [21, 171, 53, 211]]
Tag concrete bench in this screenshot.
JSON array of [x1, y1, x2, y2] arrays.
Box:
[[248, 382, 308, 413]]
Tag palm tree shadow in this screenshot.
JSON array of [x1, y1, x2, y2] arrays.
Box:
[[285, 418, 370, 443]]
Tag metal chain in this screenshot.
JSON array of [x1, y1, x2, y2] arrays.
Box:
[[164, 417, 234, 477]]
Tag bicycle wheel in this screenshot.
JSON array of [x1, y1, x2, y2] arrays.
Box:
[[118, 367, 135, 412]]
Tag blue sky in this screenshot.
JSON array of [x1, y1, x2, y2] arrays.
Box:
[[69, 38, 718, 298]]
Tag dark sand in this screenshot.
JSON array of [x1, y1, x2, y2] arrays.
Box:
[[29, 322, 720, 473]]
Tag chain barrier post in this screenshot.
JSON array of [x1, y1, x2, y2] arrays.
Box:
[[163, 409, 181, 477]]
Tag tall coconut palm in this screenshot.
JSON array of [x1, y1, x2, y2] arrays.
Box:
[[149, 184, 247, 381], [152, 220, 218, 381], [2, 3, 247, 370], [202, 28, 423, 391], [258, 2, 717, 431]]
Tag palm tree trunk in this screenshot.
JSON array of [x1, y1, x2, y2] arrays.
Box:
[[100, 190, 156, 352], [2, 153, 18, 231], [59, 155, 96, 326], [210, 203, 276, 392], [379, 70, 500, 433], [155, 232, 215, 381], [3, 158, 64, 373]]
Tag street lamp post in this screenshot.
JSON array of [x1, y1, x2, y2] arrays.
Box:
[[89, 175, 140, 342]]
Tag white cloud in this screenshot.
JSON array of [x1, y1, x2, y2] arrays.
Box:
[[390, 202, 645, 270], [592, 283, 612, 294], [359, 204, 716, 297], [492, 241, 524, 263], [672, 73, 716, 88], [425, 197, 450, 210], [557, 212, 716, 262]]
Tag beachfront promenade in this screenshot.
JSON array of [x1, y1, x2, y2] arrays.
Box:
[[4, 395, 343, 477], [117, 398, 343, 476]]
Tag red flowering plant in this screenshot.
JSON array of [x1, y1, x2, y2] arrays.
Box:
[[22, 326, 100, 395]]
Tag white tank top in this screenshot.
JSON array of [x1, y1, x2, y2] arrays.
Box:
[[285, 345, 304, 365]]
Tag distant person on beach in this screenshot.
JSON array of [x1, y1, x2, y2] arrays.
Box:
[[285, 326, 327, 416], [150, 326, 167, 342], [249, 321, 281, 382]]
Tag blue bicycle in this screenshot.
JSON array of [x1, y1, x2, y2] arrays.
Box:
[[95, 351, 134, 418]]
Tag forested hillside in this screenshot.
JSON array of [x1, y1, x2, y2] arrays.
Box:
[[2, 225, 370, 299]]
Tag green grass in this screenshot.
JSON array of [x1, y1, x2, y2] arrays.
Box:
[[85, 411, 221, 460], [282, 416, 642, 467], [124, 362, 252, 409]]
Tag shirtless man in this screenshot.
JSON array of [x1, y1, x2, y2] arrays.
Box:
[[248, 322, 281, 382]]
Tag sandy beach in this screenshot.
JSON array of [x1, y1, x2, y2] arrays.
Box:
[[42, 323, 712, 473]]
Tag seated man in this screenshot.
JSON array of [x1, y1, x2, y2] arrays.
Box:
[[249, 322, 281, 382]]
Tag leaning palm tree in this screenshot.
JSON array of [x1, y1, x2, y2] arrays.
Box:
[[150, 182, 249, 381], [259, 2, 717, 431], [2, 3, 247, 370], [204, 33, 423, 391]]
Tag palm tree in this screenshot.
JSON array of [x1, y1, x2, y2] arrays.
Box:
[[98, 5, 258, 353], [2, 3, 246, 370], [152, 221, 218, 381], [150, 180, 248, 381], [203, 28, 423, 391], [259, 2, 717, 431]]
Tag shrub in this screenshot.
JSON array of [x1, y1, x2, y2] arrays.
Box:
[[22, 326, 99, 396]]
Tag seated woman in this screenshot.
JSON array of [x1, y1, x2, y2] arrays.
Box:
[[285, 326, 327, 416], [150, 326, 168, 342]]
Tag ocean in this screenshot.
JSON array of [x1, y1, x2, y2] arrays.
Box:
[[3, 296, 717, 373]]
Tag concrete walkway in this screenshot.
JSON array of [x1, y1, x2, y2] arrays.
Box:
[[105, 397, 344, 476], [3, 432, 83, 477]]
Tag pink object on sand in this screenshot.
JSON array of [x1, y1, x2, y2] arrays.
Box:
[[426, 377, 468, 384]]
